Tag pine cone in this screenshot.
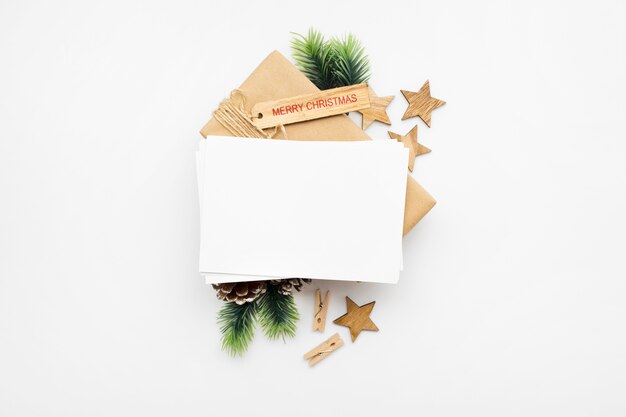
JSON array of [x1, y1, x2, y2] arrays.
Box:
[[270, 278, 312, 295], [212, 281, 267, 305]]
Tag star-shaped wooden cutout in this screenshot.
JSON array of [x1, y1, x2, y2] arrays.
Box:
[[388, 125, 430, 172], [357, 87, 394, 130], [333, 297, 379, 342], [401, 80, 445, 127]]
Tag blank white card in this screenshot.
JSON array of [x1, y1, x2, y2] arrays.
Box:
[[197, 136, 408, 284]]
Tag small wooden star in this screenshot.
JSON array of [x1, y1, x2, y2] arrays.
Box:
[[333, 297, 379, 342], [401, 80, 445, 127], [388, 125, 430, 172], [358, 87, 394, 130]]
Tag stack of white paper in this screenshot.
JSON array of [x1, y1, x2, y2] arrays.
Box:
[[196, 136, 409, 284]]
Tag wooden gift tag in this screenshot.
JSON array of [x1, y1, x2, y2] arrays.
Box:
[[250, 84, 371, 129]]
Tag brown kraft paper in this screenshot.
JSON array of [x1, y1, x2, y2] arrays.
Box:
[[200, 50, 436, 236]]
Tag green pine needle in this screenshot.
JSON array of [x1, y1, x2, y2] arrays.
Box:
[[217, 301, 257, 356], [291, 28, 371, 90], [330, 33, 371, 87], [290, 28, 336, 90], [257, 284, 299, 341]]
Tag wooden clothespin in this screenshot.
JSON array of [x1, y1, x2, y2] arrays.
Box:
[[313, 289, 330, 332], [303, 333, 344, 367]]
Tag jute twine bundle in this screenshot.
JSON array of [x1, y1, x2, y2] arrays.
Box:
[[213, 90, 287, 139]]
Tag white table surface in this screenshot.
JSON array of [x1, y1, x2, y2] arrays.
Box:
[[1, 1, 625, 416]]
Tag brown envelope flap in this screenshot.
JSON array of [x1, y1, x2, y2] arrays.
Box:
[[200, 50, 435, 235]]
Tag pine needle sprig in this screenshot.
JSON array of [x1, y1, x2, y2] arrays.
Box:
[[290, 28, 336, 90], [217, 300, 257, 356], [330, 33, 371, 87], [257, 283, 299, 341], [290, 28, 371, 90]]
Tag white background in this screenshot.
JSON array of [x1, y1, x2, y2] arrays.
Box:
[[1, 1, 625, 416]]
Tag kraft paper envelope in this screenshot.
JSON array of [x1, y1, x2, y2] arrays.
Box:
[[200, 50, 436, 235]]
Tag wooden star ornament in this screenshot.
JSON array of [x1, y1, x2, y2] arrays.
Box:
[[358, 87, 394, 130], [388, 125, 430, 172], [333, 297, 379, 342], [401, 80, 445, 127]]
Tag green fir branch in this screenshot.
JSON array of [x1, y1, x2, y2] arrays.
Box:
[[217, 301, 257, 356], [330, 33, 371, 87], [290, 28, 370, 90], [290, 28, 336, 90], [257, 283, 299, 341]]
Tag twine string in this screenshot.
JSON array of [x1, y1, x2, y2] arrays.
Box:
[[213, 90, 288, 139]]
